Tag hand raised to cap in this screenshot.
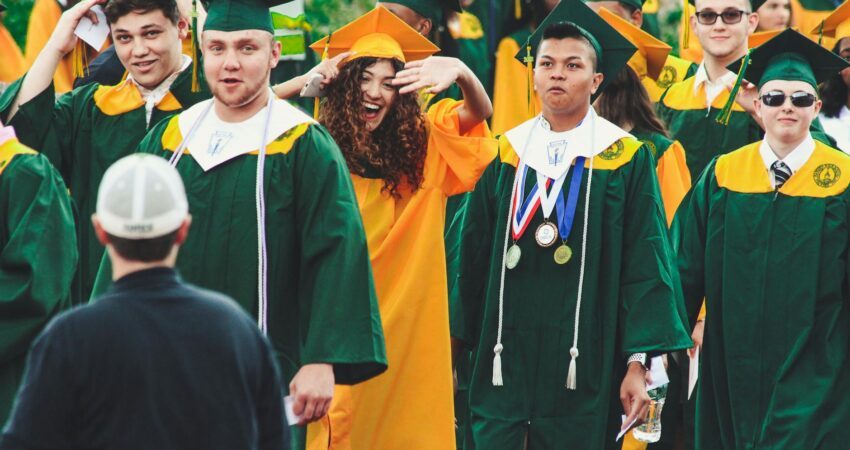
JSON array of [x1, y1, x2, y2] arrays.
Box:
[[46, 0, 107, 57], [391, 56, 464, 95]]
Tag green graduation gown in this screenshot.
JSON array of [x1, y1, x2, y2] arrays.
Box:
[[91, 98, 387, 447], [0, 69, 210, 303], [657, 76, 836, 183], [454, 125, 692, 450], [674, 140, 850, 449], [0, 137, 77, 425]]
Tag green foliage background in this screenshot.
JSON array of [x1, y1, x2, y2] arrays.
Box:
[[1, 0, 372, 50]]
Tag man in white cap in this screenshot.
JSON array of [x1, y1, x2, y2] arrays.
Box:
[[1, 154, 289, 450]]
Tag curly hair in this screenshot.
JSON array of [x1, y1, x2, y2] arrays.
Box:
[[820, 41, 849, 118], [320, 57, 428, 199]]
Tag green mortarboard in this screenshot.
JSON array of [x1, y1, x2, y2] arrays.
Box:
[[515, 0, 637, 100], [727, 28, 850, 91], [204, 0, 292, 33], [584, 0, 647, 13], [377, 0, 462, 25]]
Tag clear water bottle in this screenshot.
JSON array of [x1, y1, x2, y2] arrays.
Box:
[[632, 383, 667, 443]]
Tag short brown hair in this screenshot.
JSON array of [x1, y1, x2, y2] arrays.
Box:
[[108, 230, 178, 262], [104, 0, 180, 24]]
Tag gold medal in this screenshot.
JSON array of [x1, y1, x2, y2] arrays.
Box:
[[505, 244, 521, 269], [535, 222, 558, 248], [554, 244, 572, 265]]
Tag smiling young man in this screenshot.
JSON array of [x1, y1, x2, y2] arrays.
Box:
[[89, 0, 387, 448], [0, 0, 209, 303], [452, 1, 692, 448], [674, 29, 850, 449]]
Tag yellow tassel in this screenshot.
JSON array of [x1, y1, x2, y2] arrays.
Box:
[[72, 41, 88, 78], [515, 0, 521, 20], [682, 0, 691, 50], [313, 98, 320, 119], [190, 0, 200, 93], [524, 40, 534, 117]]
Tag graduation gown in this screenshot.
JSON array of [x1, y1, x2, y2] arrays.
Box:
[[0, 24, 25, 83], [450, 11, 493, 95], [23, 0, 74, 94], [491, 29, 541, 136], [629, 54, 697, 104], [674, 140, 850, 449], [0, 69, 209, 303], [632, 130, 692, 225], [454, 117, 692, 450], [306, 99, 497, 450], [92, 98, 387, 447], [0, 137, 77, 425]]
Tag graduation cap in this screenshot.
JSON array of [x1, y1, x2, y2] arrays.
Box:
[[811, 0, 850, 43], [585, 0, 647, 13], [0, 1, 5, 12], [597, 6, 671, 80], [204, 0, 291, 33], [378, 0, 462, 25], [514, 0, 637, 102], [716, 28, 849, 123], [681, 0, 766, 50], [309, 6, 440, 64]]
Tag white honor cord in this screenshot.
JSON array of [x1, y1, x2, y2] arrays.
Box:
[[255, 96, 273, 335], [493, 116, 539, 387], [168, 101, 214, 167], [566, 112, 596, 390]]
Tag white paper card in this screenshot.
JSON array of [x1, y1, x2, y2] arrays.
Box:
[[647, 356, 670, 391], [284, 395, 302, 426], [617, 414, 638, 441], [688, 347, 699, 400], [74, 5, 109, 50]]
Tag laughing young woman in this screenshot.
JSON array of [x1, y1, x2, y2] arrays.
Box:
[[277, 7, 497, 450]]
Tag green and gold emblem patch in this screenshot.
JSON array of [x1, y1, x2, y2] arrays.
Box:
[[599, 141, 625, 160], [655, 65, 677, 89], [642, 140, 658, 157], [814, 163, 841, 188]]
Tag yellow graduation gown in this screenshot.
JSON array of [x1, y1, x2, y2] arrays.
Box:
[[24, 0, 75, 94], [0, 23, 25, 83], [491, 30, 541, 136], [306, 99, 498, 450]]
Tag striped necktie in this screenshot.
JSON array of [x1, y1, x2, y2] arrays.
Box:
[[771, 160, 792, 189]]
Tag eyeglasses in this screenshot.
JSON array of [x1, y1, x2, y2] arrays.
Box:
[[759, 90, 817, 108], [695, 9, 749, 25]]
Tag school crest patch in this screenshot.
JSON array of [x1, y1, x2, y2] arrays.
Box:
[[599, 140, 625, 160], [814, 164, 841, 188]]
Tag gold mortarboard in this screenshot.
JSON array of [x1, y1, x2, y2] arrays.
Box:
[[597, 7, 671, 80], [811, 0, 850, 43]]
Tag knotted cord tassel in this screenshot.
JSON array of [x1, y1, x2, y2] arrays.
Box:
[[515, 0, 521, 19], [524, 38, 534, 117], [314, 33, 332, 119], [72, 41, 88, 78], [715, 49, 751, 125], [492, 343, 504, 386], [565, 347, 578, 390], [190, 0, 200, 93], [682, 0, 691, 50]]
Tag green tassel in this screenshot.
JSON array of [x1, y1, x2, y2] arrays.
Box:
[[190, 0, 200, 93], [818, 20, 825, 47], [715, 50, 751, 126], [523, 37, 534, 117]]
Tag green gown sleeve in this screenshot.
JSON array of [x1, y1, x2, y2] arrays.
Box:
[[671, 159, 715, 326], [453, 155, 500, 346], [0, 153, 77, 365], [618, 146, 692, 355], [0, 77, 57, 153], [285, 126, 387, 384]]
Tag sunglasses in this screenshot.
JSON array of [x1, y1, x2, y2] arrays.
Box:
[[695, 9, 748, 25], [759, 90, 817, 108]]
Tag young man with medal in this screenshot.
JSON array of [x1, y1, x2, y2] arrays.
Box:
[[89, 0, 388, 448], [452, 0, 692, 448], [674, 29, 850, 449], [0, 0, 211, 304]]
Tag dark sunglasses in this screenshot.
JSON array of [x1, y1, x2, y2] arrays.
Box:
[[759, 90, 817, 108], [695, 9, 748, 25]]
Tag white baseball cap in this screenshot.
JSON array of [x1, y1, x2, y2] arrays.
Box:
[[96, 154, 189, 239]]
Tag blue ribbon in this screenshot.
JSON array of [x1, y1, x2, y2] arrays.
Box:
[[515, 164, 540, 224], [554, 157, 586, 242]]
